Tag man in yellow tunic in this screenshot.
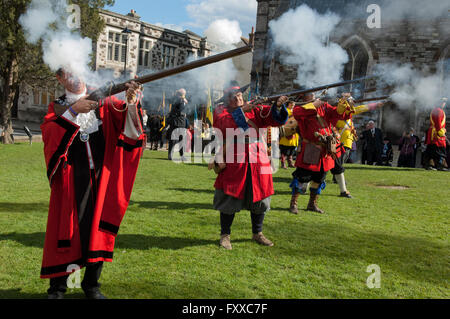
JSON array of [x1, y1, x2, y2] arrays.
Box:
[[279, 101, 299, 169], [331, 94, 384, 198]]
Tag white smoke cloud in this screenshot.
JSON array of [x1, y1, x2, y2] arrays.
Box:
[[43, 32, 93, 78], [140, 56, 238, 115], [269, 4, 349, 89], [148, 18, 245, 113], [204, 19, 243, 51], [186, 0, 257, 34], [374, 63, 450, 111], [19, 0, 93, 80], [19, 0, 58, 44]]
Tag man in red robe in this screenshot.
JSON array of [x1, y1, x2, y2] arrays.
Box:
[[288, 92, 351, 215], [209, 85, 288, 250], [40, 68, 145, 299], [424, 99, 448, 171]]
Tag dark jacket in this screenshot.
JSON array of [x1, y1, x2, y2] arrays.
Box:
[[168, 97, 188, 128], [361, 128, 383, 152]]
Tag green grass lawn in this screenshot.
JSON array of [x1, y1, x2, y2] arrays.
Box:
[[0, 142, 449, 299]]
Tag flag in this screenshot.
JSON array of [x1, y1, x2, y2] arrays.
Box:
[[160, 91, 166, 132], [206, 87, 213, 126]]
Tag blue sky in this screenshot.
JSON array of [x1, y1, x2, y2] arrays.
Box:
[[106, 0, 257, 37]]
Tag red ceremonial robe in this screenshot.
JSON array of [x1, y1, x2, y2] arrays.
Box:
[[213, 103, 288, 202], [293, 102, 350, 172], [40, 95, 145, 279]]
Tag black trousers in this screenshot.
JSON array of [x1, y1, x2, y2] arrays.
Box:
[[167, 127, 184, 159], [425, 144, 447, 167], [292, 167, 327, 184], [220, 212, 265, 235], [366, 148, 382, 165], [48, 262, 103, 294], [331, 154, 344, 175]]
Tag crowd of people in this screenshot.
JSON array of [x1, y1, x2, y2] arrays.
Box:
[[275, 106, 449, 171]]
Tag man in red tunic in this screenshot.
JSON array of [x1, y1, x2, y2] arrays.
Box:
[[289, 93, 351, 215], [424, 99, 448, 171], [40, 68, 145, 299], [209, 85, 288, 250]]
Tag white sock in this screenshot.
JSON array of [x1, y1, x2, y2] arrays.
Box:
[[335, 173, 348, 193]]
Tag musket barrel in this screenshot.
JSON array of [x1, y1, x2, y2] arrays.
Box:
[[86, 45, 253, 101], [258, 76, 377, 103], [354, 96, 390, 103]]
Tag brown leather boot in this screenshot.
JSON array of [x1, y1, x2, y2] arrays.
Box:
[[252, 232, 274, 246], [307, 193, 325, 214], [281, 154, 287, 169], [289, 192, 300, 214], [219, 234, 232, 250]]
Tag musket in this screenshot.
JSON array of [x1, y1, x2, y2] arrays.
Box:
[[353, 96, 390, 104], [251, 76, 377, 104], [86, 29, 255, 102]]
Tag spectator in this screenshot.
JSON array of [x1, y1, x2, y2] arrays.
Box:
[[380, 137, 393, 166], [360, 123, 370, 164], [167, 88, 188, 160], [398, 128, 420, 168], [360, 121, 384, 165], [142, 109, 148, 132], [149, 114, 163, 151]]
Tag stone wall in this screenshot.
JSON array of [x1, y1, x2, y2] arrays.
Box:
[[251, 0, 450, 139], [95, 10, 213, 78]]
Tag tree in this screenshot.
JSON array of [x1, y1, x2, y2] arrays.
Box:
[[0, 0, 28, 144], [0, 0, 115, 144]]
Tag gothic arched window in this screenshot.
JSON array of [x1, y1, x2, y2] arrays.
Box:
[[343, 40, 369, 98]]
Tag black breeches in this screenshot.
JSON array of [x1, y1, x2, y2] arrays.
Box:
[[48, 262, 103, 294], [220, 212, 265, 235]]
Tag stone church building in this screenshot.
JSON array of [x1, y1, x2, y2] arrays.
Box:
[[251, 0, 449, 140]]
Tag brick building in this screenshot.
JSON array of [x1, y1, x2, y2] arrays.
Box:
[[251, 0, 449, 140]]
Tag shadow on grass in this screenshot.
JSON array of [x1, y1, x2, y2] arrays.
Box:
[[0, 289, 86, 299], [0, 223, 446, 287], [272, 191, 338, 197], [273, 177, 293, 184], [0, 289, 46, 299], [0, 202, 48, 213], [345, 165, 423, 172], [167, 188, 214, 194], [0, 232, 45, 247], [130, 200, 213, 210], [115, 234, 250, 250], [0, 232, 249, 250]]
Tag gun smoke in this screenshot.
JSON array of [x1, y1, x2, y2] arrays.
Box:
[[19, 0, 248, 115], [19, 0, 94, 82], [139, 18, 246, 114], [268, 3, 448, 114], [269, 4, 349, 90]]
